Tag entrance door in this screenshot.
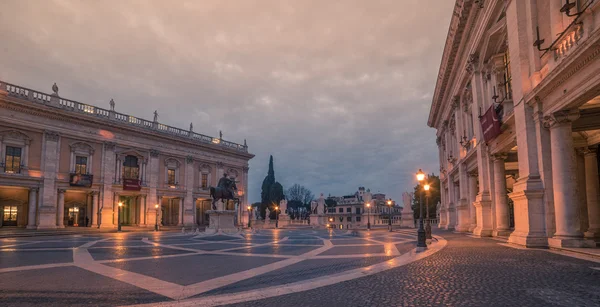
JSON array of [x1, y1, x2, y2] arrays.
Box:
[[3, 206, 18, 226]]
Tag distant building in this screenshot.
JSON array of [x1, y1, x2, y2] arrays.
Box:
[[325, 187, 402, 229]]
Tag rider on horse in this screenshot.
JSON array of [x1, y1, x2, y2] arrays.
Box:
[[217, 173, 234, 199]]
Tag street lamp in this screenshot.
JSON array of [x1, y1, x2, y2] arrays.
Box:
[[424, 183, 432, 239], [416, 169, 427, 249], [275, 205, 279, 228], [387, 199, 393, 232], [117, 201, 123, 232], [366, 202, 371, 230], [247, 206, 252, 228], [154, 204, 159, 231]]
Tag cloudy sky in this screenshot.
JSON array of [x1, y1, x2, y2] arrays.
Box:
[[0, 0, 453, 203]]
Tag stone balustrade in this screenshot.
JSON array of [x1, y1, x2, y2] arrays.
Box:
[[0, 80, 248, 153]]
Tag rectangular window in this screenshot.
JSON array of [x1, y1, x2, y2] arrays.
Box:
[[355, 207, 361, 214], [4, 146, 22, 173], [167, 169, 176, 185], [346, 216, 351, 222], [356, 216, 361, 222], [123, 155, 139, 179], [75, 156, 87, 174], [338, 208, 343, 213], [346, 208, 351, 213], [201, 173, 208, 189]]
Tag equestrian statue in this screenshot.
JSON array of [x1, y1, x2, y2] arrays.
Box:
[[210, 173, 239, 210]]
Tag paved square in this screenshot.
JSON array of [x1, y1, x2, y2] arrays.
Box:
[[1, 229, 598, 307]]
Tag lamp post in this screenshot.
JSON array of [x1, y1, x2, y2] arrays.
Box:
[[416, 169, 427, 249], [328, 217, 333, 229], [387, 199, 393, 232], [154, 204, 159, 231], [366, 202, 371, 230], [247, 206, 252, 228], [117, 201, 123, 232], [275, 205, 279, 228], [424, 183, 432, 239]]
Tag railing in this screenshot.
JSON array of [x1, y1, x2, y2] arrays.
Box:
[[0, 80, 248, 153]]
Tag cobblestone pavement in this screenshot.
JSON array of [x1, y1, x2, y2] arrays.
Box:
[[223, 231, 600, 307], [1, 229, 598, 307]]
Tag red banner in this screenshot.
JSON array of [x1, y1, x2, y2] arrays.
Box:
[[123, 179, 141, 191], [480, 105, 502, 142]]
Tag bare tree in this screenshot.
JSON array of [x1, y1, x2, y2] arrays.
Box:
[[286, 184, 314, 205]]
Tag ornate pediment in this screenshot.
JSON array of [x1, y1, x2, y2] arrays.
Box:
[[69, 142, 95, 154], [199, 163, 212, 173], [116, 148, 148, 162], [164, 157, 181, 168], [0, 130, 31, 144]]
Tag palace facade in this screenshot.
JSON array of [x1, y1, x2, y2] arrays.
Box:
[[325, 187, 401, 229], [0, 80, 253, 229], [429, 0, 600, 248]]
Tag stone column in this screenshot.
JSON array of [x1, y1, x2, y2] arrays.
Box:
[[139, 195, 146, 226], [192, 198, 198, 226], [438, 183, 448, 228], [178, 198, 184, 226], [468, 172, 477, 232], [492, 154, 511, 236], [505, 0, 548, 247], [26, 188, 38, 229], [456, 163, 470, 232], [446, 177, 456, 230], [584, 147, 600, 238], [547, 110, 591, 247], [575, 148, 589, 235], [57, 189, 66, 228], [91, 192, 99, 227]]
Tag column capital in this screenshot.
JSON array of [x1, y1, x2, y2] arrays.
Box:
[[29, 187, 39, 192], [57, 189, 66, 194], [186, 155, 194, 164], [491, 153, 508, 161], [581, 146, 598, 156], [216, 162, 224, 168], [150, 149, 159, 157], [467, 170, 478, 177], [44, 130, 60, 142], [543, 110, 580, 128], [242, 166, 249, 173], [90, 191, 99, 196]]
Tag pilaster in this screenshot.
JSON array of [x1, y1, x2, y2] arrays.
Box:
[[492, 153, 511, 236], [455, 163, 470, 232], [583, 147, 600, 238], [37, 131, 60, 230], [183, 155, 195, 226], [26, 188, 38, 229], [99, 142, 116, 228]]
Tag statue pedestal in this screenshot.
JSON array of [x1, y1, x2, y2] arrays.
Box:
[[401, 216, 415, 228], [205, 210, 237, 234], [278, 214, 290, 228]]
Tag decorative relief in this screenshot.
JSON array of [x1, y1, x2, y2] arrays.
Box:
[[442, 120, 449, 129], [449, 117, 456, 133], [451, 95, 460, 110], [186, 155, 194, 164], [436, 136, 442, 145], [149, 149, 159, 157], [44, 130, 60, 142], [542, 110, 581, 128], [466, 53, 479, 74]]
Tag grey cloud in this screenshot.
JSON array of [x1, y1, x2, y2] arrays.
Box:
[[0, 0, 453, 202]]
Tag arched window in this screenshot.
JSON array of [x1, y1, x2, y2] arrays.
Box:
[[123, 155, 139, 179]]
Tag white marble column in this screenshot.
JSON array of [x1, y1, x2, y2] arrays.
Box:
[[584, 147, 600, 238], [576, 149, 589, 235], [547, 110, 591, 247], [178, 198, 184, 226], [492, 154, 511, 236], [26, 188, 38, 229], [57, 189, 65, 228], [91, 192, 99, 227], [468, 172, 477, 232]]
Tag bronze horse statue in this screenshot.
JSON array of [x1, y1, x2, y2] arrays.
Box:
[[210, 180, 238, 210]]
